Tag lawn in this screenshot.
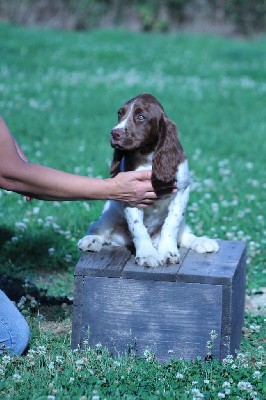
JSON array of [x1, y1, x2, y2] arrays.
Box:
[[0, 23, 265, 399]]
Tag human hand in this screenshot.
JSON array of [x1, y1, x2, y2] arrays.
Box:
[[110, 170, 177, 207]]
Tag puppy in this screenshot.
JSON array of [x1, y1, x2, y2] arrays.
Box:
[[78, 93, 219, 267]]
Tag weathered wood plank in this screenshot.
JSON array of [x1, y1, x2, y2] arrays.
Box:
[[71, 240, 246, 361], [177, 240, 246, 285], [122, 248, 189, 281], [75, 246, 131, 278], [81, 277, 222, 361]]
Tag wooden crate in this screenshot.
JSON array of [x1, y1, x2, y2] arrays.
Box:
[[71, 240, 246, 362]]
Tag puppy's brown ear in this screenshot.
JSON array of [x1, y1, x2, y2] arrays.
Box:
[[110, 149, 124, 177], [152, 116, 186, 183]]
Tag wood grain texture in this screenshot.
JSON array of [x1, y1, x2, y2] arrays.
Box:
[[81, 278, 222, 361], [71, 240, 246, 361]]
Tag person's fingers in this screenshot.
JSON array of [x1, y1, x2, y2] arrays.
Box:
[[132, 199, 155, 207], [135, 170, 152, 180]]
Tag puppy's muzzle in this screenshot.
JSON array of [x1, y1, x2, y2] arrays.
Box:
[[110, 128, 124, 147]]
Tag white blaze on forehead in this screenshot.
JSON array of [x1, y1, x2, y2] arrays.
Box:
[[114, 100, 136, 129]]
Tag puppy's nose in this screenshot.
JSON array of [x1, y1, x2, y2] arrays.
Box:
[[111, 128, 122, 141]]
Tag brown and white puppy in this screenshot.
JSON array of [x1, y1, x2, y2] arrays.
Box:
[[78, 93, 219, 267]]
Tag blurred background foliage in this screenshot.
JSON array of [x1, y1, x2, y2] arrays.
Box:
[[0, 0, 265, 36]]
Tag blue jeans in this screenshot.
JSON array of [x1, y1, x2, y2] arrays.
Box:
[[0, 290, 30, 355]]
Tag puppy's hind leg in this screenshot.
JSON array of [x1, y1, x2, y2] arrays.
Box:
[[178, 223, 219, 254]]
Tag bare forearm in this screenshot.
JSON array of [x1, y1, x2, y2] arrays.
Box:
[[1, 161, 115, 201], [0, 115, 163, 206]]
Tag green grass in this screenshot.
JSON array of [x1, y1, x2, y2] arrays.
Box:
[[0, 23, 265, 399]]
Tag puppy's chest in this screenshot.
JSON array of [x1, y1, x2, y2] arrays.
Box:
[[143, 195, 173, 234]]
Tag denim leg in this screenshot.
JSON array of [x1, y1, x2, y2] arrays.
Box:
[[0, 290, 30, 355]]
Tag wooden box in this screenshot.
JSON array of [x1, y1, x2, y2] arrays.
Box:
[[71, 240, 246, 362]]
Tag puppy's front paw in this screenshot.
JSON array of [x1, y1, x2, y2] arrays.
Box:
[[78, 235, 103, 252], [159, 249, 181, 265], [135, 255, 160, 268], [192, 237, 219, 254], [135, 247, 160, 268]]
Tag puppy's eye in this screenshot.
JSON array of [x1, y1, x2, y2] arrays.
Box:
[[137, 115, 145, 121]]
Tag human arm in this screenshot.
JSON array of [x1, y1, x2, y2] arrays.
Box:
[[0, 116, 158, 206]]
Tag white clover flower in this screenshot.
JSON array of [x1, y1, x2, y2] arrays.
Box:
[[204, 379, 210, 384], [257, 346, 263, 353], [218, 393, 225, 398], [27, 349, 36, 357], [253, 371, 261, 379], [210, 330, 218, 341], [36, 345, 47, 355], [64, 254, 72, 262], [11, 236, 19, 242], [222, 381, 231, 388], [91, 391, 100, 400], [225, 389, 231, 395], [13, 373, 22, 382], [64, 230, 71, 239], [237, 381, 253, 391], [245, 162, 254, 170], [191, 388, 203, 398], [69, 377, 75, 383], [52, 223, 61, 231], [176, 373, 184, 379], [48, 362, 55, 370], [15, 221, 27, 230], [75, 359, 85, 366], [203, 179, 214, 187], [55, 355, 64, 364], [249, 324, 260, 331], [48, 247, 55, 255], [222, 355, 234, 364], [1, 355, 11, 365], [113, 361, 121, 367], [47, 396, 55, 400], [17, 296, 27, 309], [211, 203, 219, 212], [143, 349, 154, 360]]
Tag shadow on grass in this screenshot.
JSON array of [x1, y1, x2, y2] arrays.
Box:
[[0, 227, 14, 249], [0, 228, 75, 307], [0, 274, 73, 305], [0, 228, 76, 276]]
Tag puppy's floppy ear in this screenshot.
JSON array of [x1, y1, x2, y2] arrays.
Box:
[[152, 115, 186, 183], [110, 148, 124, 177]]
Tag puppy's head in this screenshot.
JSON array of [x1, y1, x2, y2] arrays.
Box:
[[110, 93, 186, 183], [110, 93, 164, 152]]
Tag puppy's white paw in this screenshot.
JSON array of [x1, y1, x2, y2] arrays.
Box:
[[135, 255, 160, 268], [78, 235, 103, 252], [192, 237, 219, 254], [159, 249, 181, 265]]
